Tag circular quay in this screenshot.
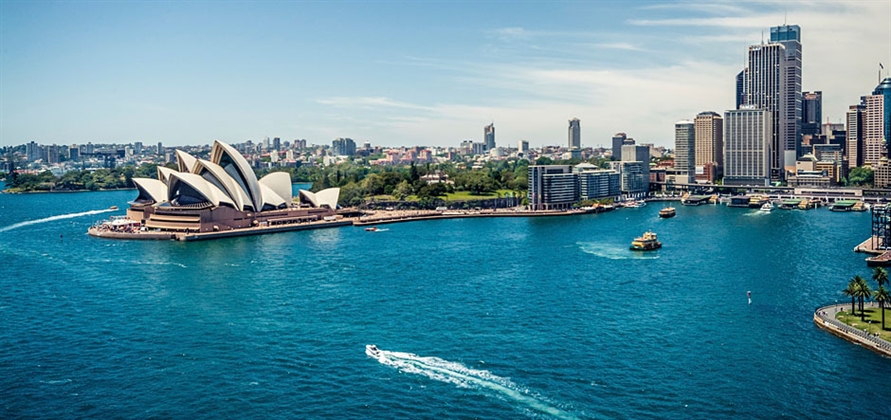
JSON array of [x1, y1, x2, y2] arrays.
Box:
[[1, 2, 891, 419]]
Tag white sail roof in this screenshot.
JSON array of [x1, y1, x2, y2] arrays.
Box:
[[259, 172, 293, 204], [167, 172, 235, 208], [131, 177, 168, 204]]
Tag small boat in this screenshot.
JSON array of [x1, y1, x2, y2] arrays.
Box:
[[109, 205, 118, 210], [759, 202, 773, 212], [659, 207, 676, 218], [366, 344, 381, 357], [365, 227, 378, 232], [624, 200, 646, 208], [630, 231, 662, 251]]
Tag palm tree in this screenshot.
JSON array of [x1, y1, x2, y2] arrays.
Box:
[[854, 276, 872, 321], [874, 285, 890, 331], [873, 267, 889, 288], [843, 279, 858, 315]]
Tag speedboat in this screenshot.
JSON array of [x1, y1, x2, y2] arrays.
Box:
[[365, 227, 378, 232], [759, 202, 773, 212], [109, 205, 118, 210], [366, 344, 381, 357]]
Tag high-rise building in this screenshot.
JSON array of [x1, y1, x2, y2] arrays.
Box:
[[273, 137, 281, 151], [484, 123, 495, 151], [25, 141, 39, 161], [674, 120, 695, 183], [68, 145, 79, 161], [864, 94, 885, 166], [578, 169, 621, 200], [802, 91, 822, 138], [694, 112, 723, 180], [610, 161, 649, 196], [724, 108, 771, 186], [874, 77, 891, 151], [739, 24, 802, 180], [847, 103, 866, 168], [611, 133, 626, 159], [568, 118, 581, 150], [518, 140, 529, 154], [157, 142, 163, 155], [331, 137, 356, 156], [133, 141, 143, 155], [735, 70, 746, 110], [770, 24, 803, 162]]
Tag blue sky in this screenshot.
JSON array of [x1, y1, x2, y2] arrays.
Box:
[[1, 1, 889, 149]]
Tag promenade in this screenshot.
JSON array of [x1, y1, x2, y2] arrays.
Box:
[[814, 303, 891, 358]]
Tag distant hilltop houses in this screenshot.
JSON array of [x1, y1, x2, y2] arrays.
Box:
[[0, 124, 670, 178]]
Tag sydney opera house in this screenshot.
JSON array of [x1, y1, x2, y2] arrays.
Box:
[[114, 140, 340, 236]]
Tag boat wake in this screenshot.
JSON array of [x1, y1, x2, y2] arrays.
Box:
[[0, 209, 115, 233], [578, 242, 659, 260], [366, 345, 577, 419]]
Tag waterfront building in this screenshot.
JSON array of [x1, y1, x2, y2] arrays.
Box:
[[611, 133, 627, 159], [787, 154, 831, 188], [127, 140, 339, 234], [694, 112, 723, 182], [610, 161, 648, 197], [331, 137, 356, 157], [568, 118, 581, 150], [724, 107, 771, 186], [577, 168, 621, 200], [527, 165, 578, 210], [674, 120, 695, 184], [484, 123, 495, 151]]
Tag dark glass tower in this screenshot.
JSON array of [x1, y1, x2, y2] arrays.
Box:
[[802, 91, 822, 137], [873, 77, 891, 151]]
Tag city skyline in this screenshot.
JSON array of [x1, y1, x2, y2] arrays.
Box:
[[1, 1, 889, 149]]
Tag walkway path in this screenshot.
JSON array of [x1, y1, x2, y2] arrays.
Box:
[[814, 303, 891, 357]]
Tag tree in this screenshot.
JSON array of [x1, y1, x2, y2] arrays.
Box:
[[874, 285, 890, 331], [392, 180, 413, 201], [873, 266, 889, 289], [847, 167, 874, 186], [854, 275, 872, 321], [843, 279, 857, 315]]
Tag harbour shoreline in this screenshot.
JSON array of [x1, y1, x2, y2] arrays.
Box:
[[814, 303, 891, 358]]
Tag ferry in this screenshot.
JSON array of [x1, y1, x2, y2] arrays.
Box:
[[630, 231, 662, 251], [659, 207, 676, 218]]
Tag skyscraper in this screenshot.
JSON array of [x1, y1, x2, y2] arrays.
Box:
[[694, 111, 723, 168], [611, 133, 626, 159], [847, 103, 866, 168], [735, 70, 746, 110], [518, 140, 529, 154], [724, 108, 771, 186], [484, 123, 495, 151], [568, 118, 581, 150], [739, 24, 802, 180], [874, 77, 891, 150], [331, 137, 356, 156], [674, 121, 695, 183], [802, 92, 822, 138], [770, 24, 803, 163], [863, 94, 885, 166]]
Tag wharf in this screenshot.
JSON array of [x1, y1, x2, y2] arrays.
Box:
[[89, 219, 353, 241], [353, 208, 600, 227]]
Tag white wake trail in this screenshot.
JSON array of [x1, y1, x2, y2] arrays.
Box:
[[0, 209, 115, 233], [366, 345, 576, 419]]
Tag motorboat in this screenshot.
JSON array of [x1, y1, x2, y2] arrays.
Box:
[[630, 231, 662, 251], [109, 205, 118, 210], [366, 344, 381, 357], [659, 207, 676, 218], [759, 202, 773, 212], [365, 227, 378, 232]]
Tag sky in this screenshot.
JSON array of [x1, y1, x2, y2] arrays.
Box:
[[1, 1, 889, 149]]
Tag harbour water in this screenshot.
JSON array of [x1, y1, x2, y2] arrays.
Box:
[[2, 188, 890, 418]]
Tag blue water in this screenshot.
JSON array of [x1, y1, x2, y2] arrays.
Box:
[[1, 191, 890, 418]]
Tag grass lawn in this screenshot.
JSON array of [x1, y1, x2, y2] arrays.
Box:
[[444, 189, 514, 201], [836, 308, 891, 342]]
